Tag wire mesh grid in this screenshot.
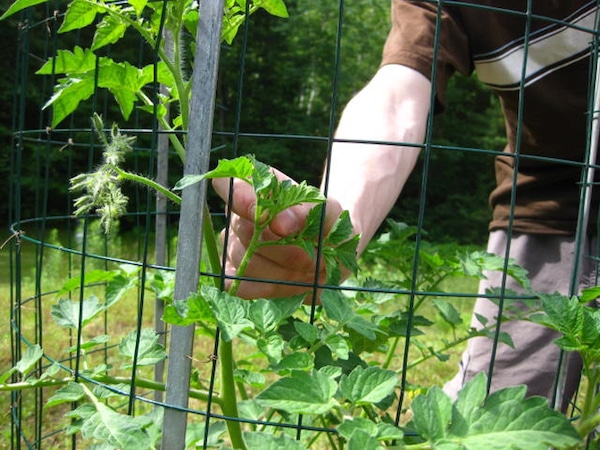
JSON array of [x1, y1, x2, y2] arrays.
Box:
[[4, 0, 600, 449]]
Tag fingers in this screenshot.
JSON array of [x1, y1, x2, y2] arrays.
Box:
[[211, 165, 347, 300]]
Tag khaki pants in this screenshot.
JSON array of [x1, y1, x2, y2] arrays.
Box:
[[443, 230, 599, 410]]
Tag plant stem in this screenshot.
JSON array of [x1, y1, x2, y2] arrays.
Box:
[[576, 361, 600, 439], [112, 166, 182, 205], [0, 375, 219, 405], [219, 339, 247, 450]]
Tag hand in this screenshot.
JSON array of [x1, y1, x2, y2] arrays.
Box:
[[212, 168, 343, 300]]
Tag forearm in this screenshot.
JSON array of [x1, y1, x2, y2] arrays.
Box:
[[323, 64, 432, 254]]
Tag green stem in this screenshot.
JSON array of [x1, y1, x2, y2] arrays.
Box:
[[228, 224, 268, 297], [0, 375, 219, 405], [136, 91, 187, 161], [576, 363, 600, 439], [219, 339, 247, 450], [112, 166, 182, 205], [383, 336, 401, 370]]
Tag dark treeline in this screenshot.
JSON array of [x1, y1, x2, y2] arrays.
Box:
[[2, 0, 504, 245]]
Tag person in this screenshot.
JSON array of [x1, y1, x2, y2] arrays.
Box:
[[212, 1, 600, 410]]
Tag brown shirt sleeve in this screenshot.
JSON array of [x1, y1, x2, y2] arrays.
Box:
[[381, 0, 473, 110]]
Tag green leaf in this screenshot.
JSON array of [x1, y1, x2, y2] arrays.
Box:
[[201, 156, 254, 182], [270, 352, 314, 374], [55, 269, 117, 297], [534, 293, 583, 335], [163, 290, 216, 327], [119, 328, 166, 368], [14, 344, 44, 376], [326, 210, 354, 246], [346, 315, 379, 340], [249, 299, 282, 333], [324, 334, 349, 360], [243, 431, 307, 450], [185, 421, 227, 449], [580, 286, 600, 303], [80, 400, 152, 449], [36, 47, 98, 75], [321, 290, 353, 324], [376, 422, 404, 441], [92, 14, 129, 51], [203, 285, 254, 341], [433, 299, 463, 327], [45, 381, 85, 408], [51, 296, 105, 329], [173, 174, 204, 190], [255, 0, 289, 17], [411, 386, 453, 441], [68, 334, 110, 353], [128, 0, 148, 17], [44, 76, 96, 127], [105, 269, 139, 307], [0, 344, 44, 383], [257, 333, 284, 365], [59, 0, 101, 33], [294, 321, 318, 344], [337, 417, 378, 440], [411, 374, 581, 449], [347, 430, 383, 450], [340, 366, 397, 406], [256, 370, 338, 415], [0, 0, 48, 20]]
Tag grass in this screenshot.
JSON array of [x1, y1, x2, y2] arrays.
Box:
[[0, 222, 480, 449]]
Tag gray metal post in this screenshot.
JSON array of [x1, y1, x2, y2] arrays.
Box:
[[154, 28, 173, 405], [161, 1, 224, 448]]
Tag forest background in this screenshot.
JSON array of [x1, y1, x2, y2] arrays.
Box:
[[0, 0, 506, 246]]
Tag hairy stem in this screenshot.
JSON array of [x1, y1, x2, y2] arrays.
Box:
[[112, 166, 181, 205]]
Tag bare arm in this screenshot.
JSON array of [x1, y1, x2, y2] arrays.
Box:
[[213, 64, 432, 298], [325, 64, 431, 254]]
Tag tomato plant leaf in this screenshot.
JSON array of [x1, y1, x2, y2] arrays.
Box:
[[59, 0, 101, 33], [68, 334, 110, 353], [347, 429, 383, 450], [255, 0, 288, 17], [44, 76, 96, 127], [243, 431, 307, 450], [580, 285, 600, 303], [164, 290, 216, 327], [201, 156, 255, 182], [45, 382, 86, 408], [0, 0, 48, 20], [51, 296, 105, 329], [249, 299, 282, 333], [340, 366, 397, 406], [321, 290, 353, 324], [256, 370, 338, 414], [257, 333, 284, 365], [92, 13, 129, 51], [119, 328, 167, 368], [80, 400, 152, 449], [128, 0, 148, 17], [337, 417, 378, 441], [270, 352, 314, 374], [203, 286, 254, 341], [324, 334, 350, 360], [36, 47, 98, 75], [433, 299, 463, 327], [411, 373, 581, 449], [0, 344, 44, 383], [411, 386, 453, 441], [294, 321, 318, 344]]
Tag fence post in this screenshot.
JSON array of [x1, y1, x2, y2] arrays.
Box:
[[161, 1, 224, 448]]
